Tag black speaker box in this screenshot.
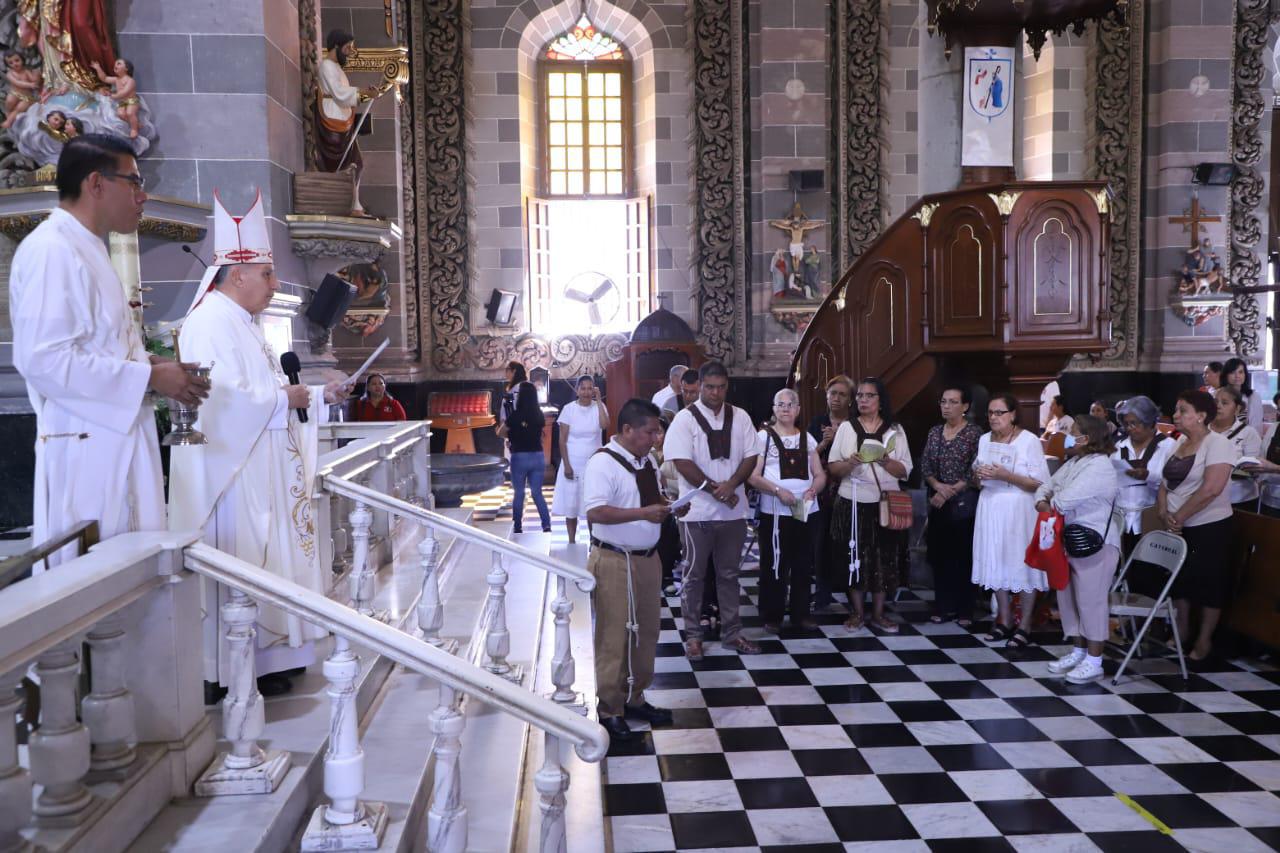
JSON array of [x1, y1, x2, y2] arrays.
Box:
[[788, 169, 825, 192], [306, 273, 357, 329]]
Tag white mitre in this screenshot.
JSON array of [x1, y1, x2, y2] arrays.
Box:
[[184, 189, 274, 317]]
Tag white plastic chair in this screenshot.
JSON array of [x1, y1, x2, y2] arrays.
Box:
[[1108, 530, 1188, 684]]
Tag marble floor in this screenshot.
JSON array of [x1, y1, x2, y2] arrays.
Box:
[[598, 561, 1280, 852]]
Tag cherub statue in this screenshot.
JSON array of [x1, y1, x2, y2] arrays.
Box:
[[39, 108, 69, 142], [1, 51, 42, 130], [91, 58, 139, 138]]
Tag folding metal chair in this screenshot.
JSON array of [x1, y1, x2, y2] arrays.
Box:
[[1108, 530, 1188, 684]]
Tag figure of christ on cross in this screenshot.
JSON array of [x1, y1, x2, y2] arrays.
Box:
[[768, 202, 825, 284]]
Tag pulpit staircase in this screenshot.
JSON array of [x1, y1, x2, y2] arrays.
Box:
[[0, 421, 608, 853], [792, 181, 1115, 429]]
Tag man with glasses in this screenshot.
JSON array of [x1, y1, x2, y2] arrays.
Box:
[[10, 133, 208, 567], [664, 361, 761, 658]]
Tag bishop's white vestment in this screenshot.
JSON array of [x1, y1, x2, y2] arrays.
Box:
[[168, 290, 327, 685], [10, 208, 164, 566]]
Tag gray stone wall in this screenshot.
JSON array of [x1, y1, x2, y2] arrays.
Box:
[[119, 0, 309, 351]]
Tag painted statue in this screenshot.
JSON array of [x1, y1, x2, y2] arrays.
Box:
[[1, 50, 40, 129], [91, 58, 138, 138], [1174, 236, 1229, 328], [315, 30, 381, 216], [802, 246, 821, 298]]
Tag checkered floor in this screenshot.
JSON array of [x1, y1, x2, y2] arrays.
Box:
[[603, 561, 1280, 852], [459, 481, 556, 521]]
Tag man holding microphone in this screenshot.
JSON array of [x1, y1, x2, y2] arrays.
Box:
[[583, 398, 686, 742]]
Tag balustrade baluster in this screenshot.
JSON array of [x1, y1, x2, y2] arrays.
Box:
[[426, 686, 467, 853], [371, 446, 393, 539], [0, 671, 31, 850], [348, 501, 376, 617], [534, 732, 568, 853], [29, 642, 96, 825], [412, 426, 431, 508], [195, 589, 289, 795], [300, 635, 387, 850], [548, 577, 583, 711], [81, 614, 137, 774], [415, 530, 457, 653], [483, 552, 521, 682]]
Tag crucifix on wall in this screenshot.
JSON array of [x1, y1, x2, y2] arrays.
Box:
[[1169, 193, 1229, 328], [1169, 194, 1222, 248], [768, 202, 824, 301]]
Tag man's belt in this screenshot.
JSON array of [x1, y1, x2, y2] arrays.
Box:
[[590, 537, 657, 558]]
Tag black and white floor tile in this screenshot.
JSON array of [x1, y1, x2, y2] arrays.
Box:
[[602, 564, 1280, 852]]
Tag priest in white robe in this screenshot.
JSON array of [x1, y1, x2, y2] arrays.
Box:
[[168, 190, 343, 696], [10, 133, 208, 566]]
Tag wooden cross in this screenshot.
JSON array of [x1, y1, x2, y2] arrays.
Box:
[[1169, 195, 1222, 248]]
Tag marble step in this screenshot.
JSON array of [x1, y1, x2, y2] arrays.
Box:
[[130, 509, 476, 852]]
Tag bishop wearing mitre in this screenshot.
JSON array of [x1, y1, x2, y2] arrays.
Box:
[[168, 190, 344, 699]]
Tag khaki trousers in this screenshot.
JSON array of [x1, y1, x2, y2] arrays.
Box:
[[679, 520, 748, 643], [588, 546, 661, 719]]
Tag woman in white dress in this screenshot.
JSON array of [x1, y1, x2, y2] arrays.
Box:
[[1211, 385, 1262, 509], [973, 392, 1051, 649], [552, 374, 609, 544]]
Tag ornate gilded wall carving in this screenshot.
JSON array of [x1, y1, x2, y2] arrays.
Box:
[[830, 0, 885, 273], [691, 0, 749, 364], [1080, 2, 1142, 369], [1227, 0, 1268, 360]]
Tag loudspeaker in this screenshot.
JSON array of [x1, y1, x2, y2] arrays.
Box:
[[1192, 163, 1237, 185], [788, 169, 825, 192], [485, 289, 519, 325], [305, 273, 357, 329]]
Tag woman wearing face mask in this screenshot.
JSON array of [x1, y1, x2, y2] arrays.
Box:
[[1210, 385, 1262, 510], [1158, 389, 1233, 661], [1220, 357, 1262, 436], [973, 392, 1051, 649], [1035, 415, 1120, 684]]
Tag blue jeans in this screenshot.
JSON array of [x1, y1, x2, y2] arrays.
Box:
[[510, 451, 550, 531]]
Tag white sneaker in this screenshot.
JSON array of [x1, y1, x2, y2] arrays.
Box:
[[1065, 657, 1104, 684], [1048, 649, 1086, 674]]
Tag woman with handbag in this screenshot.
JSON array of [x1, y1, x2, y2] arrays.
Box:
[[921, 385, 982, 625], [827, 377, 913, 633], [1159, 389, 1234, 662], [749, 388, 826, 633], [1034, 415, 1120, 683], [973, 392, 1051, 649]]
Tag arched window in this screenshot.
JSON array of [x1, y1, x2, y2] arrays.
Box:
[[526, 14, 651, 336], [540, 15, 631, 197]]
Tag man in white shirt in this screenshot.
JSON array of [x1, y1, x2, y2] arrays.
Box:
[[651, 363, 685, 414], [584, 398, 684, 742], [10, 133, 208, 565], [664, 361, 761, 658], [315, 29, 379, 214]]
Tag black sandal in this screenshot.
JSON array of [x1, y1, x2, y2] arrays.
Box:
[[1006, 628, 1032, 649], [986, 623, 1013, 642]]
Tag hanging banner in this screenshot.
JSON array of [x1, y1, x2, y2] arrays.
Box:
[[962, 46, 1015, 166]]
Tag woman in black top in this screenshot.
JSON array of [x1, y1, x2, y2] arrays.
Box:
[[497, 381, 552, 533]]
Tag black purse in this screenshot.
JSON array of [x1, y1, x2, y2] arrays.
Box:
[[1062, 498, 1116, 558]]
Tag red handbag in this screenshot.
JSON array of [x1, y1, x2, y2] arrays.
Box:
[[1024, 510, 1069, 591]]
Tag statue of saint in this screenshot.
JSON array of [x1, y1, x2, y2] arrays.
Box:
[[315, 30, 381, 216], [801, 246, 821, 299], [17, 0, 117, 96]]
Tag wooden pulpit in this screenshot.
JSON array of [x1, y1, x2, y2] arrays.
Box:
[[605, 308, 704, 414]]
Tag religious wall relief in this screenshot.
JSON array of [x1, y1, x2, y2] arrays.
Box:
[[0, 0, 156, 183], [767, 203, 829, 335]]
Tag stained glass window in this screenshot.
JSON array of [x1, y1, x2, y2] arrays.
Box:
[[542, 16, 628, 196], [544, 14, 625, 61]]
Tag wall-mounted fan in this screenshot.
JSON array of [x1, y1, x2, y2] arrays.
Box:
[[562, 271, 620, 325]]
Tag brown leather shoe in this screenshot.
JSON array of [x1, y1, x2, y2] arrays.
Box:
[[724, 636, 761, 655], [684, 638, 704, 661]]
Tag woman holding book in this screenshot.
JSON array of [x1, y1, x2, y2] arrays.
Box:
[[1210, 385, 1262, 509]]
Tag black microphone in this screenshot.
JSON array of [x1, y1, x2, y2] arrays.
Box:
[[279, 351, 308, 423], [182, 244, 210, 268]]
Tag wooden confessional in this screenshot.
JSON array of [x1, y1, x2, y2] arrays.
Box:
[[791, 181, 1113, 433]]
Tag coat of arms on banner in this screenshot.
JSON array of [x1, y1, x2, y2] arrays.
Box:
[[968, 48, 1012, 121]]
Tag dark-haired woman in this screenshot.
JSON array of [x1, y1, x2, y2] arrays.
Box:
[[1035, 416, 1120, 684], [1221, 357, 1262, 436], [921, 386, 981, 625], [1041, 394, 1074, 439], [827, 377, 913, 633], [808, 374, 854, 610], [496, 381, 552, 534], [1159, 389, 1233, 661], [1210, 385, 1261, 510], [552, 374, 608, 544], [352, 373, 407, 422], [973, 392, 1050, 649]]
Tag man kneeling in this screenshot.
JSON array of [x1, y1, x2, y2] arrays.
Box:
[[584, 398, 687, 742]]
